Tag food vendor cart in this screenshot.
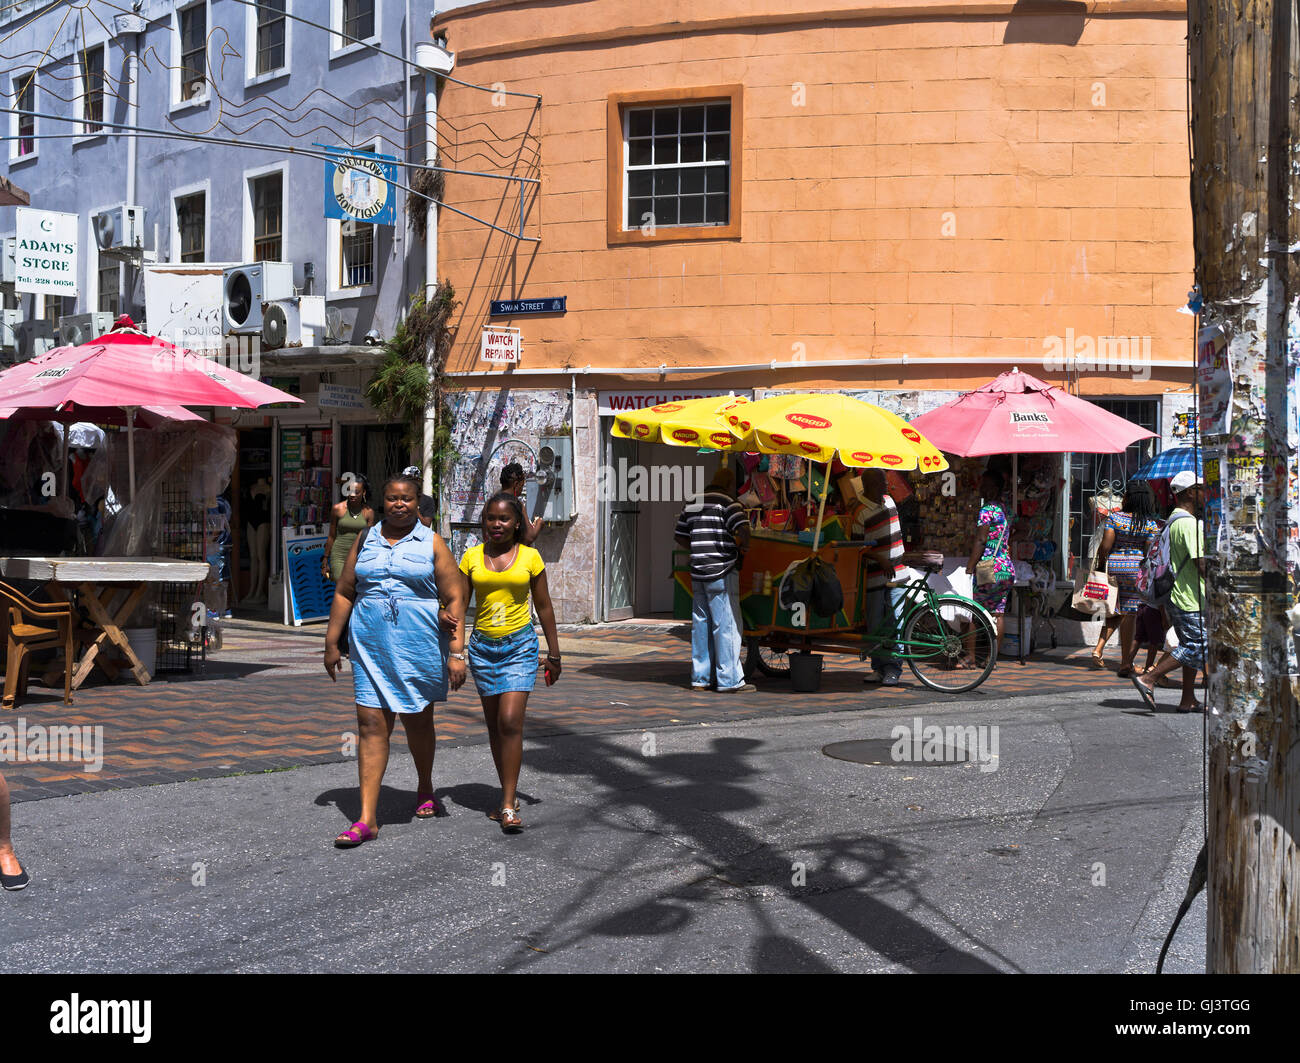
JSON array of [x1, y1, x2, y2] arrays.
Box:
[[616, 393, 1001, 693]]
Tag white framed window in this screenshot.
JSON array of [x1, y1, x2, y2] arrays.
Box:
[[97, 254, 121, 316], [75, 44, 106, 137], [171, 1, 210, 111], [9, 71, 37, 162], [623, 101, 731, 230], [243, 162, 288, 263], [41, 294, 72, 328], [330, 0, 380, 59], [326, 141, 381, 298], [171, 181, 210, 263], [246, 0, 291, 86]]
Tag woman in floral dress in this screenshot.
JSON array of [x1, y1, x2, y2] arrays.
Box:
[[1092, 481, 1162, 677], [966, 470, 1015, 644]]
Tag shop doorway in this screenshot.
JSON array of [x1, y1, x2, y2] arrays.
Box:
[[1067, 398, 1160, 563], [340, 425, 408, 495], [599, 424, 718, 620]]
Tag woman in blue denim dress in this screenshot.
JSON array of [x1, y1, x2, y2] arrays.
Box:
[[324, 475, 467, 848], [459, 492, 563, 833]]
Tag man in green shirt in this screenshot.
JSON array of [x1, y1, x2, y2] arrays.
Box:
[[1132, 471, 1207, 713]]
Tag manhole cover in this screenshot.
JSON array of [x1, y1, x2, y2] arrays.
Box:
[[821, 738, 971, 767]]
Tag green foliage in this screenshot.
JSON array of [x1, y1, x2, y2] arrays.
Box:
[[365, 282, 460, 506]]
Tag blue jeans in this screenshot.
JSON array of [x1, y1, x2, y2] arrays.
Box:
[[691, 571, 744, 690], [866, 584, 908, 680]]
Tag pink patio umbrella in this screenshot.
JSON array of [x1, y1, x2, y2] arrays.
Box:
[[0, 322, 300, 499], [909, 367, 1157, 511]]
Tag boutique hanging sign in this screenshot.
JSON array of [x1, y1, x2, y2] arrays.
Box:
[[324, 148, 397, 226]]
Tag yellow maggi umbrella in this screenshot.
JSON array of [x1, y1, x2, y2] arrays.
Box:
[[611, 394, 750, 451], [718, 393, 948, 551], [721, 393, 948, 472]]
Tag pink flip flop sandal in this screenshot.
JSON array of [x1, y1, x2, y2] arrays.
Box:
[[334, 821, 377, 848], [415, 793, 444, 819]]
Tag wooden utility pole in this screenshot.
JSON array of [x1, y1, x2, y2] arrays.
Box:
[[1189, 0, 1300, 971]]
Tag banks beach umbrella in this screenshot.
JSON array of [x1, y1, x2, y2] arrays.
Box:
[[909, 367, 1157, 511], [0, 322, 299, 499]]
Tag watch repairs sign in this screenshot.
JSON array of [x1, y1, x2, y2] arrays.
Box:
[[14, 208, 79, 295], [481, 326, 521, 363]]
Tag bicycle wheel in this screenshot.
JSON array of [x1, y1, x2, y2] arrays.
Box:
[[745, 637, 791, 677], [902, 595, 997, 693]]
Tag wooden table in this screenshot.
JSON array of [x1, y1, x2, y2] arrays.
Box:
[[0, 557, 209, 688]]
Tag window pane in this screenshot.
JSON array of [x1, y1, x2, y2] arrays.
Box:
[[181, 6, 207, 100], [253, 173, 283, 261], [680, 169, 705, 195], [341, 222, 374, 287], [344, 0, 376, 40], [82, 48, 103, 133], [653, 198, 678, 225], [258, 2, 287, 74], [16, 75, 34, 155], [627, 197, 652, 225], [679, 196, 705, 225], [653, 109, 678, 134], [619, 100, 733, 232], [177, 193, 205, 263]]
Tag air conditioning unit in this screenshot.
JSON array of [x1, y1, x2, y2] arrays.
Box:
[[15, 319, 54, 361], [261, 295, 326, 350], [0, 309, 18, 352], [58, 311, 114, 347], [1, 236, 15, 287], [223, 262, 294, 335], [92, 205, 147, 254]]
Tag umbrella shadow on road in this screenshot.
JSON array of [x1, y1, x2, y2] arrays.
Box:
[[511, 730, 1011, 973]]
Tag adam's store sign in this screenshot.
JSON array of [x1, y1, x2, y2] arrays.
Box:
[[14, 208, 79, 296]]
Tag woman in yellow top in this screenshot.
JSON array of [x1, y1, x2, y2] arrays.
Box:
[[459, 492, 562, 832]]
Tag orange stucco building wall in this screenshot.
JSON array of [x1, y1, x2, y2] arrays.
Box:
[[434, 0, 1194, 397]]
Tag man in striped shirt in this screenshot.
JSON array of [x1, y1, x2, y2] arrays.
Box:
[[674, 466, 754, 692], [859, 469, 907, 686]]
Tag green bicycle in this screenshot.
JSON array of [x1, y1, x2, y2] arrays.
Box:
[[745, 562, 999, 694]]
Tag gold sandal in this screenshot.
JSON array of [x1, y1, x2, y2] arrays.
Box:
[[488, 799, 519, 822], [499, 806, 523, 833]]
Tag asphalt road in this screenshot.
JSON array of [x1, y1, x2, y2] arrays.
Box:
[[1, 684, 1207, 973]]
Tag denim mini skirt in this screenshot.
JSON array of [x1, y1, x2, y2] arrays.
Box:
[[467, 625, 539, 697]]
